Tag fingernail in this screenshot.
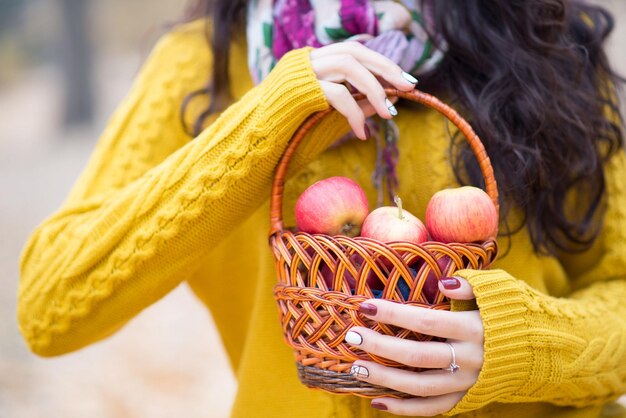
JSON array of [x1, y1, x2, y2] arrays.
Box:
[[441, 277, 461, 290], [345, 330, 363, 345], [359, 302, 377, 316], [401, 71, 418, 84], [350, 364, 370, 378], [371, 402, 388, 411], [385, 98, 398, 116], [364, 124, 371, 140]]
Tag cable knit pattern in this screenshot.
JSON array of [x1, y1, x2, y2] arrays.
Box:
[[18, 24, 332, 356], [18, 20, 626, 418]]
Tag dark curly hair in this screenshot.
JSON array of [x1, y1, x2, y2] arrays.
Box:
[[180, 0, 624, 256]]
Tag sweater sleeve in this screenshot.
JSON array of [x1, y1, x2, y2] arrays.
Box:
[[17, 29, 339, 357], [446, 150, 626, 414]]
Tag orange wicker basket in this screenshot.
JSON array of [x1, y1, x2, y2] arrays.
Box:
[[269, 88, 499, 398]]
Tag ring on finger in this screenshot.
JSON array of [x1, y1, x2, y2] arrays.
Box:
[[443, 342, 460, 374]]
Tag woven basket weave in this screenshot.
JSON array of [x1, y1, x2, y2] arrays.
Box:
[[269, 88, 499, 398]]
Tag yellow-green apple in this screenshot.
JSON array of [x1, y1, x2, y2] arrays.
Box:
[[426, 186, 497, 243], [295, 177, 369, 237], [361, 196, 428, 244]]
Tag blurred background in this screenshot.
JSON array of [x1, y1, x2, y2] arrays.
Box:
[[0, 1, 236, 417], [0, 1, 624, 417]]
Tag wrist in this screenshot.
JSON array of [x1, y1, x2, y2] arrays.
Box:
[[445, 269, 533, 414]]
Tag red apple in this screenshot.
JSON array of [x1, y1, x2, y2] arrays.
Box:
[[411, 256, 451, 303], [361, 196, 429, 245], [426, 186, 497, 243], [295, 177, 369, 237], [320, 253, 384, 291]]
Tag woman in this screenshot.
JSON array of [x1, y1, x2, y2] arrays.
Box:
[[18, 0, 626, 417]]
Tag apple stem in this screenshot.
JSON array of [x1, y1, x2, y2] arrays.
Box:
[[394, 195, 404, 220]]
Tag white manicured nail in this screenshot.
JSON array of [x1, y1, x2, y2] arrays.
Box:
[[350, 364, 370, 378], [345, 330, 363, 345], [401, 71, 418, 84], [385, 98, 398, 116]]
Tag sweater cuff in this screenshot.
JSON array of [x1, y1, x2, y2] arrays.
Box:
[[258, 47, 331, 157], [445, 269, 533, 415]]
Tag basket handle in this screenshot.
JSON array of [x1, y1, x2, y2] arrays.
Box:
[[269, 88, 499, 237]]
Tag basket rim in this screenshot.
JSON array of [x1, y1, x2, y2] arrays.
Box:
[[270, 229, 498, 301]]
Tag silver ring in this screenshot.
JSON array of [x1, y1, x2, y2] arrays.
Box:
[[444, 343, 460, 374]]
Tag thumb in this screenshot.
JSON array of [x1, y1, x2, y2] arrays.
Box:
[[438, 276, 476, 300]]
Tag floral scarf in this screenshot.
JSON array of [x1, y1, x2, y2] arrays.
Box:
[[247, 0, 444, 84]]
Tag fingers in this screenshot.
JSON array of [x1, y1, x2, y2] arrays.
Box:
[[358, 96, 398, 120], [345, 328, 484, 369], [358, 300, 484, 342], [311, 42, 418, 92], [318, 82, 399, 139], [343, 58, 396, 119], [312, 54, 399, 119], [319, 81, 368, 140], [370, 392, 466, 417], [342, 275, 482, 414], [350, 360, 477, 398], [439, 276, 476, 300], [311, 41, 418, 139]]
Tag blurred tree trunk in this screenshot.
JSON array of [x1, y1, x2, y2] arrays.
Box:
[[60, 0, 94, 127]]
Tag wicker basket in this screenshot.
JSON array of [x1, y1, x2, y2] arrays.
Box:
[[269, 88, 499, 398]]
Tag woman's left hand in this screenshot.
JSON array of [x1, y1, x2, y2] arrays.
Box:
[[346, 276, 484, 416]]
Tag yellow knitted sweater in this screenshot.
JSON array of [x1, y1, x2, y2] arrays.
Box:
[[18, 21, 626, 418]]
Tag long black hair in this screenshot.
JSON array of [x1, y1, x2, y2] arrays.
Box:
[[180, 0, 624, 255]]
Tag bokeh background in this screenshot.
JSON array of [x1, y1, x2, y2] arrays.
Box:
[[0, 1, 624, 417]]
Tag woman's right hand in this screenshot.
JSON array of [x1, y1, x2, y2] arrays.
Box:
[[310, 42, 418, 140]]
